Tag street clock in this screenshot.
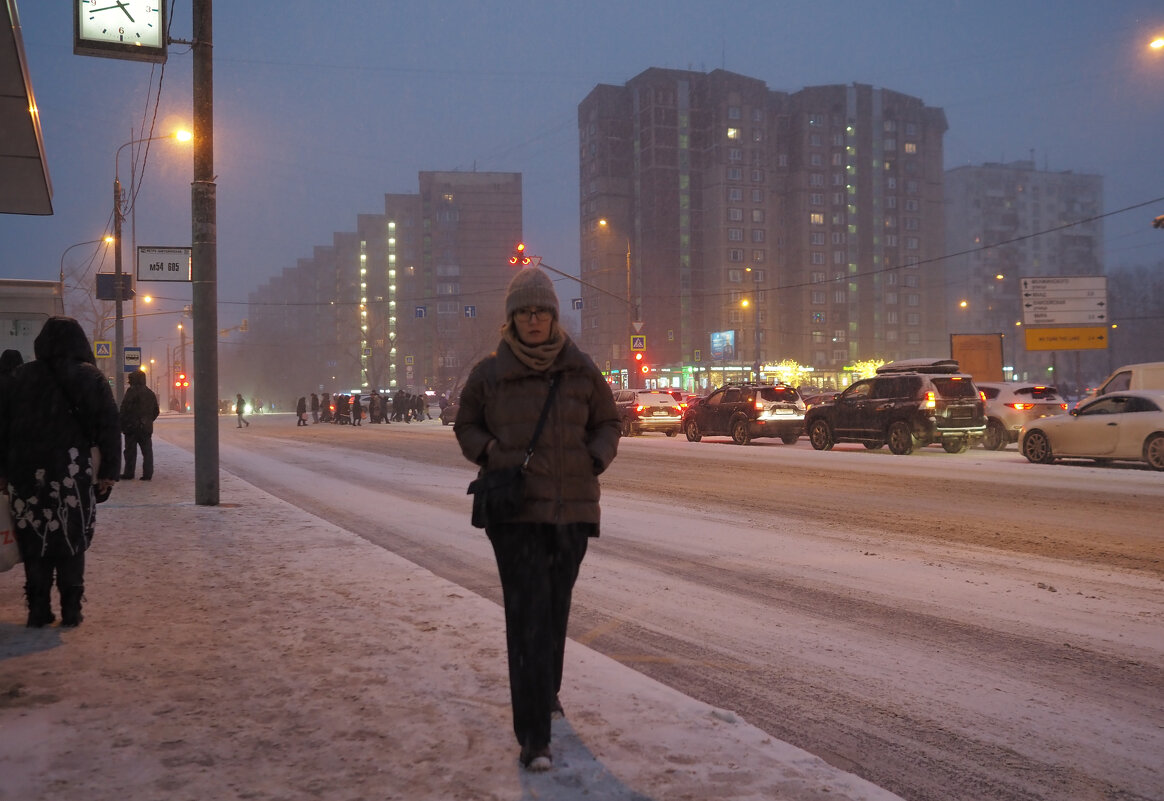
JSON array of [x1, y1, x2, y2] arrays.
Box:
[[74, 1, 167, 63]]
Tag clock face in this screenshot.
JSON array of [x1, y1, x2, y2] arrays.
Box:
[[77, 1, 164, 50]]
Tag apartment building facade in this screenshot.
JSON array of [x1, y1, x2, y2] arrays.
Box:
[[578, 68, 948, 390], [945, 160, 1105, 384], [242, 171, 521, 401]]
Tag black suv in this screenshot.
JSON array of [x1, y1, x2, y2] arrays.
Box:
[[804, 359, 986, 454], [682, 383, 805, 445]]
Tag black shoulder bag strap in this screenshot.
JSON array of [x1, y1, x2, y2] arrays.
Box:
[[521, 373, 560, 470]]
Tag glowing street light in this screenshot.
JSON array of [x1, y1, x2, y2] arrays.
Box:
[[111, 129, 192, 402]]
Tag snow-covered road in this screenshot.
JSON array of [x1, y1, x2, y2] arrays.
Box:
[[157, 416, 1164, 801]]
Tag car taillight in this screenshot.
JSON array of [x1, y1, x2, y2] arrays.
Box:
[[979, 390, 987, 402], [635, 405, 646, 413], [755, 400, 765, 411], [924, 390, 936, 409], [1058, 403, 1068, 410], [1006, 402, 1035, 411]]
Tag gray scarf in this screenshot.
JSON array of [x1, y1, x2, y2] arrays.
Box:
[[501, 319, 567, 372]]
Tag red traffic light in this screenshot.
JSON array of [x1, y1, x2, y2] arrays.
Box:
[[509, 242, 531, 266], [635, 352, 644, 361], [174, 372, 189, 388]]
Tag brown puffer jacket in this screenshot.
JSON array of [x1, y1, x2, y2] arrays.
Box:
[[455, 336, 620, 527]]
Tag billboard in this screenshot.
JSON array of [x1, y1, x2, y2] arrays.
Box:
[[710, 330, 736, 360]]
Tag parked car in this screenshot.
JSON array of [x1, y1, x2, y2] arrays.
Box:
[[682, 383, 805, 445], [804, 358, 986, 454], [1020, 390, 1164, 470], [976, 382, 1068, 450], [612, 389, 684, 436]]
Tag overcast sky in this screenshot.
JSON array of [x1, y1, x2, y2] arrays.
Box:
[[3, 1, 1162, 347]]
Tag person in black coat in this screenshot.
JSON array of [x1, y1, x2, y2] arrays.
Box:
[[119, 369, 159, 480], [0, 348, 22, 378], [310, 392, 320, 424], [296, 396, 308, 426], [0, 317, 120, 627]]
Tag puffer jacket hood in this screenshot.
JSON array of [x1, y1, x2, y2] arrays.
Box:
[[34, 317, 96, 367], [128, 369, 147, 386]]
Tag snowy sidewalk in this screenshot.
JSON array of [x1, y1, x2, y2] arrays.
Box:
[[0, 439, 901, 801]]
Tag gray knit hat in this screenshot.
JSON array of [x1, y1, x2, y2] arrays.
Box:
[[504, 268, 559, 318]]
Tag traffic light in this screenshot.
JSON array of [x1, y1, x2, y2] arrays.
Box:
[[174, 372, 189, 389], [635, 352, 648, 374], [509, 242, 531, 266]]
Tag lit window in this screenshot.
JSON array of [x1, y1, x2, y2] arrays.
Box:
[[727, 127, 741, 140], [904, 143, 917, 154], [810, 212, 825, 225]]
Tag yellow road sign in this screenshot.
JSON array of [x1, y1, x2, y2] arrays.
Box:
[[1024, 326, 1108, 351], [631, 335, 646, 351]]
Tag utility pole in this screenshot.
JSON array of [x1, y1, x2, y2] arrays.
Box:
[[191, 0, 219, 504], [113, 176, 126, 404]]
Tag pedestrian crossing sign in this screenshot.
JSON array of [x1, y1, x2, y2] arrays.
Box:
[[631, 335, 646, 351], [94, 341, 112, 359]]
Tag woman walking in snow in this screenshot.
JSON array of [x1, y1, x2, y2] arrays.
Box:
[[454, 268, 620, 772]]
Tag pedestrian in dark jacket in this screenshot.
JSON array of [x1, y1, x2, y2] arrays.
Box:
[[235, 393, 249, 428], [119, 369, 159, 480], [310, 392, 320, 424], [0, 348, 22, 377], [296, 396, 308, 426], [351, 394, 363, 426], [0, 317, 120, 627], [454, 268, 620, 772]]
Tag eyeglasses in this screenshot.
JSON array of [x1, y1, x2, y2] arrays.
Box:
[[515, 307, 554, 321]]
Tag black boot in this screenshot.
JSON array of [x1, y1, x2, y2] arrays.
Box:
[[25, 581, 55, 627], [59, 585, 85, 627], [23, 558, 55, 627]]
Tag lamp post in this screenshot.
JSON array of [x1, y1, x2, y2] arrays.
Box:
[[112, 130, 191, 403], [598, 219, 636, 387], [744, 266, 760, 381], [59, 238, 112, 318]]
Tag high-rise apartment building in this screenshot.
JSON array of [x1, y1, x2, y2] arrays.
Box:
[[578, 68, 947, 390], [945, 160, 1104, 383], [241, 171, 521, 401]]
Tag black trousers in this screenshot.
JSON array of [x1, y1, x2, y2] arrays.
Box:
[[486, 523, 588, 751], [123, 431, 153, 478]]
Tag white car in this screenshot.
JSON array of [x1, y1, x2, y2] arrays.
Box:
[[1019, 390, 1164, 470], [977, 382, 1068, 450]]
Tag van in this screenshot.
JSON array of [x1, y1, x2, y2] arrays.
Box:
[[1093, 362, 1164, 397]]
